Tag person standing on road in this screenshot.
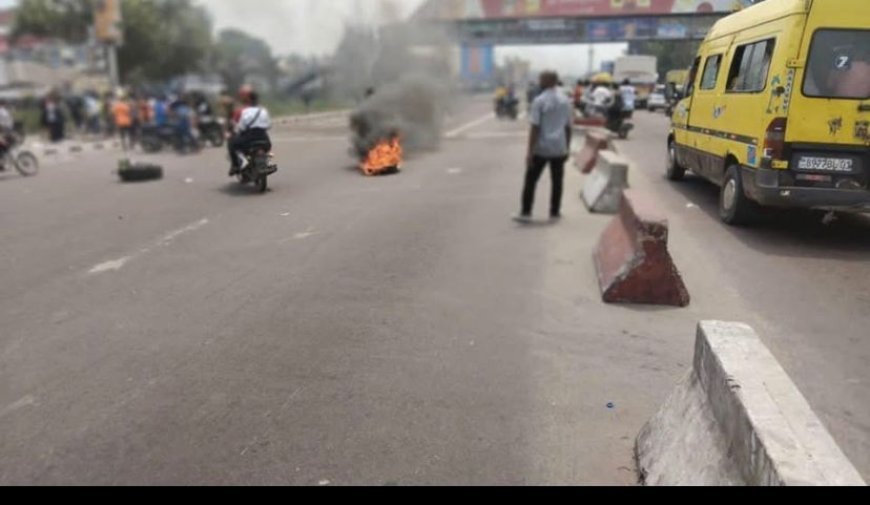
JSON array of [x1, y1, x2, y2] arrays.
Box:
[[41, 91, 67, 143], [112, 93, 134, 151], [515, 71, 573, 223]]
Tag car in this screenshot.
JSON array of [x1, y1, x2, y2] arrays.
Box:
[[647, 85, 668, 112], [668, 0, 869, 226]]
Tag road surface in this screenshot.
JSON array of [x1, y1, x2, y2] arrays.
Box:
[[1, 97, 867, 485]]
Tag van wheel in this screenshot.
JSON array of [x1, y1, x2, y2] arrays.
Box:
[[666, 140, 686, 181], [720, 165, 757, 226]]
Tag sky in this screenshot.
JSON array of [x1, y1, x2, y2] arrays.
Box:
[[0, 0, 626, 75], [200, 0, 625, 74]]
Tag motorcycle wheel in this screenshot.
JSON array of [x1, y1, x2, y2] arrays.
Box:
[[12, 151, 39, 177], [208, 130, 225, 148], [140, 136, 162, 153], [255, 176, 268, 193], [13, 151, 39, 176]]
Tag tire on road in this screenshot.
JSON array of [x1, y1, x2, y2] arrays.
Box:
[[119, 162, 163, 183], [719, 164, 757, 226]]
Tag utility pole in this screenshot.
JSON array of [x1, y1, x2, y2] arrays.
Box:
[[588, 44, 595, 76], [95, 0, 123, 90]]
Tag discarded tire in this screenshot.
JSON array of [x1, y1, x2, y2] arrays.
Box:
[[118, 160, 163, 182]]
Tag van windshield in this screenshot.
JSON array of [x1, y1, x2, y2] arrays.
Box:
[[803, 29, 870, 99]]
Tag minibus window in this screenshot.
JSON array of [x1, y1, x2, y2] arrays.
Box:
[[803, 29, 870, 99], [727, 39, 775, 93], [701, 55, 723, 90]]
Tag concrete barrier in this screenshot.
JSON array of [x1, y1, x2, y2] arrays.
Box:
[[573, 130, 612, 175], [582, 150, 629, 214], [636, 321, 867, 486], [594, 189, 690, 307]]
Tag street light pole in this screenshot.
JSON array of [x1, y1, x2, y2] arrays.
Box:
[[107, 43, 120, 90]]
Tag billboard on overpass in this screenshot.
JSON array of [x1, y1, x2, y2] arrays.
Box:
[[427, 0, 744, 20]]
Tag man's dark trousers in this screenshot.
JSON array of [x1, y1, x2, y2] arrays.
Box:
[[522, 155, 567, 217]]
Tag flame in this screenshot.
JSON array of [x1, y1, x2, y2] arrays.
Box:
[[361, 137, 403, 176]]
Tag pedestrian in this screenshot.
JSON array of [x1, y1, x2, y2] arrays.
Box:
[[41, 91, 67, 143], [515, 71, 573, 223], [112, 92, 134, 151], [102, 92, 116, 138], [84, 92, 101, 135], [618, 79, 636, 118], [153, 95, 169, 127]]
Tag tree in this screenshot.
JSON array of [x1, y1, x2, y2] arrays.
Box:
[[117, 0, 213, 83], [12, 0, 95, 43], [212, 28, 277, 94], [13, 0, 214, 84]]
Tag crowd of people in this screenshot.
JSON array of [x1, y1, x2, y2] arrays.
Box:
[[7, 88, 229, 152]]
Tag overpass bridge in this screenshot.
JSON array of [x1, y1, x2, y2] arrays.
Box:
[[411, 0, 750, 45]]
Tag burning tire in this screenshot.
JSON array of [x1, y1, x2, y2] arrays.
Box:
[[359, 137, 403, 176]]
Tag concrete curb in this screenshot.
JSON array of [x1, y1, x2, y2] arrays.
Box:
[[582, 150, 629, 214], [274, 109, 350, 126], [28, 140, 121, 159], [636, 321, 867, 486]]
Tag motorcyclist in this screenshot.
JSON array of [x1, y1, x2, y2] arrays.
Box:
[[228, 87, 272, 176], [0, 99, 15, 160]]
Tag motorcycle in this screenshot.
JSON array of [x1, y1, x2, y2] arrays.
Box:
[[0, 130, 39, 177], [197, 115, 226, 148], [495, 96, 519, 120], [232, 139, 277, 193], [140, 123, 200, 154], [605, 106, 635, 140]]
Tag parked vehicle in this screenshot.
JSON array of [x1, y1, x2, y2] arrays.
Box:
[[668, 0, 870, 226]]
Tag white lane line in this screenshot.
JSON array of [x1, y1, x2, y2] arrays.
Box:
[[444, 113, 495, 139], [0, 395, 38, 420], [447, 168, 463, 175], [159, 218, 209, 246], [89, 256, 134, 274], [87, 218, 210, 275]]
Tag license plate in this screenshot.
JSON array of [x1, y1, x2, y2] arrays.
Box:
[[797, 156, 855, 173]]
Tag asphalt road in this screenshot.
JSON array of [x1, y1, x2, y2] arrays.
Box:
[[1, 97, 867, 485]]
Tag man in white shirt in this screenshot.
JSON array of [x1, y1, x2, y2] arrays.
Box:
[[618, 80, 636, 114], [591, 83, 615, 111], [228, 89, 272, 176]]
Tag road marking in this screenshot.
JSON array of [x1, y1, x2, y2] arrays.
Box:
[[293, 229, 318, 240], [447, 168, 463, 175], [444, 113, 495, 138], [159, 219, 209, 246], [0, 395, 38, 419], [89, 256, 134, 274], [87, 218, 209, 275]]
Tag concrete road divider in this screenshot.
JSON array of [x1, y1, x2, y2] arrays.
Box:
[[594, 189, 690, 307], [636, 321, 867, 486], [573, 129, 612, 175], [274, 110, 350, 126], [582, 150, 629, 214]]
